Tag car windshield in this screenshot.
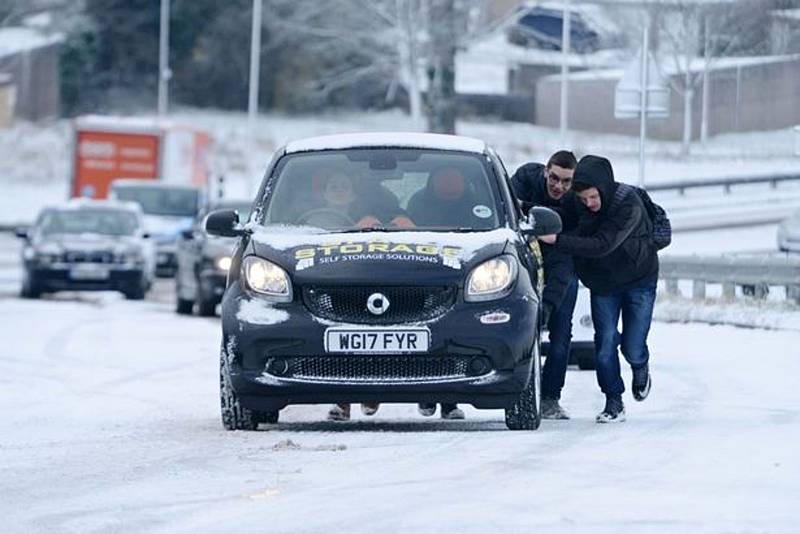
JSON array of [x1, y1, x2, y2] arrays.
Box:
[[40, 209, 139, 236], [261, 149, 502, 232], [113, 185, 199, 217]]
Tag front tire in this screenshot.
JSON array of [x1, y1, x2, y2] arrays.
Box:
[[20, 272, 42, 299], [175, 297, 193, 315], [220, 346, 265, 431], [505, 339, 542, 430]]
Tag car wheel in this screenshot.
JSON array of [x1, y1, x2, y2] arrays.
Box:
[[219, 346, 262, 431], [176, 298, 193, 314], [123, 278, 147, 300], [20, 273, 42, 299], [505, 339, 542, 431], [197, 297, 216, 317]]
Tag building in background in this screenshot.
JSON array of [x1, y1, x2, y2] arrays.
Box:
[[455, 1, 624, 122], [0, 26, 63, 124]]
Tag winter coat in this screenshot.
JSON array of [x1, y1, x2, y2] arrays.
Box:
[[553, 155, 658, 295], [511, 162, 577, 314]]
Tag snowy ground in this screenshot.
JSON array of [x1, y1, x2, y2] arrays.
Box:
[[1, 237, 799, 533]]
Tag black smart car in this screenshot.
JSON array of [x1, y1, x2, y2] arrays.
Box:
[[206, 133, 561, 431], [175, 200, 252, 316]]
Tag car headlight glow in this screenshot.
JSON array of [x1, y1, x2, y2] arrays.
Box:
[[465, 255, 517, 302], [242, 256, 292, 301], [216, 256, 232, 271]]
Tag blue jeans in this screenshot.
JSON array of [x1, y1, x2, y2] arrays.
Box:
[[590, 280, 657, 398], [541, 276, 579, 400]]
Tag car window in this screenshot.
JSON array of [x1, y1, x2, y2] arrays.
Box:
[[113, 186, 199, 217], [261, 149, 501, 231], [40, 209, 140, 236]]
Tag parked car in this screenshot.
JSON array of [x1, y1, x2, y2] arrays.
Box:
[[175, 199, 252, 316], [542, 281, 596, 370], [109, 180, 204, 277], [16, 199, 155, 299], [207, 132, 562, 431], [777, 209, 800, 253]]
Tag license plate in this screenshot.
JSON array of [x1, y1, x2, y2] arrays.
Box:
[[325, 328, 430, 353], [69, 264, 110, 280]]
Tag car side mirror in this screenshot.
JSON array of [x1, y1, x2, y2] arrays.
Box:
[[521, 206, 562, 237], [142, 232, 151, 239], [180, 228, 194, 240], [205, 209, 246, 238], [14, 226, 29, 239]]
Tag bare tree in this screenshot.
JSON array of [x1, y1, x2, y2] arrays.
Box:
[[260, 0, 485, 130], [654, 0, 773, 155]]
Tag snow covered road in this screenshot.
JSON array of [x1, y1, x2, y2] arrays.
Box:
[[1, 248, 799, 532]]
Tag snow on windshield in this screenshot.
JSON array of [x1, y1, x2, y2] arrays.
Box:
[[260, 149, 501, 232]]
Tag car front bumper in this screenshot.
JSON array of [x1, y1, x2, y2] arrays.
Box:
[[221, 281, 540, 411], [27, 264, 145, 291]]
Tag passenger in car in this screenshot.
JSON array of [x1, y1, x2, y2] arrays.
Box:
[[324, 170, 414, 229], [406, 166, 478, 228]]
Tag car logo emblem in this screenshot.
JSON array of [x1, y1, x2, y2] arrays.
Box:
[[366, 293, 390, 315]]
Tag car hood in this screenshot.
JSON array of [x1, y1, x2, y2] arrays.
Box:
[[36, 233, 142, 251], [249, 226, 520, 286]]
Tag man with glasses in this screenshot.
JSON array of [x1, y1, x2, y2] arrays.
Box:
[[511, 151, 578, 420]]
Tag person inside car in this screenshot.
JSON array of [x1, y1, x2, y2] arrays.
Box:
[[303, 169, 414, 230], [407, 166, 478, 228]]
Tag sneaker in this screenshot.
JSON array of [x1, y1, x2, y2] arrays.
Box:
[[440, 404, 465, 420], [418, 403, 437, 417], [541, 397, 570, 420], [360, 402, 380, 416], [632, 365, 651, 402], [596, 396, 626, 423], [327, 404, 350, 421]]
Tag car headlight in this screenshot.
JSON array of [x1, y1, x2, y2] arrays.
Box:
[[465, 255, 518, 302], [242, 256, 292, 302], [216, 256, 232, 271]]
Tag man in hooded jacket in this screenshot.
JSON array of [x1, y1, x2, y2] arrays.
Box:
[[538, 155, 656, 423]]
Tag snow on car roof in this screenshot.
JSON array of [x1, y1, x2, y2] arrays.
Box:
[[284, 132, 488, 155], [110, 179, 201, 191], [51, 198, 143, 213]]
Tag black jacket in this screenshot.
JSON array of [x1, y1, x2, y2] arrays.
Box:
[[553, 156, 658, 295], [512, 162, 576, 314]]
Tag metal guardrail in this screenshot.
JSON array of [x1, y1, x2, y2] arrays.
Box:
[[660, 254, 800, 303], [647, 173, 800, 195]]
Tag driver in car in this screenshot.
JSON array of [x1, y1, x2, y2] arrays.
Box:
[[304, 169, 414, 230]]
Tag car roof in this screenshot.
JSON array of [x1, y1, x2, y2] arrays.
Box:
[[284, 132, 488, 155], [51, 198, 144, 214], [111, 179, 201, 191]]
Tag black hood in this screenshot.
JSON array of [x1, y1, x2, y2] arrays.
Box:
[[573, 155, 616, 213]]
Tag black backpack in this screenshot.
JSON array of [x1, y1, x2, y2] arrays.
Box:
[[614, 184, 672, 250]]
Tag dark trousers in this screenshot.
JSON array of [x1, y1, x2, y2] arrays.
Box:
[[541, 276, 579, 400], [590, 280, 657, 398]]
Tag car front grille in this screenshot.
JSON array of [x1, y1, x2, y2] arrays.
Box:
[[62, 251, 114, 264], [281, 355, 472, 383], [302, 286, 456, 324]]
